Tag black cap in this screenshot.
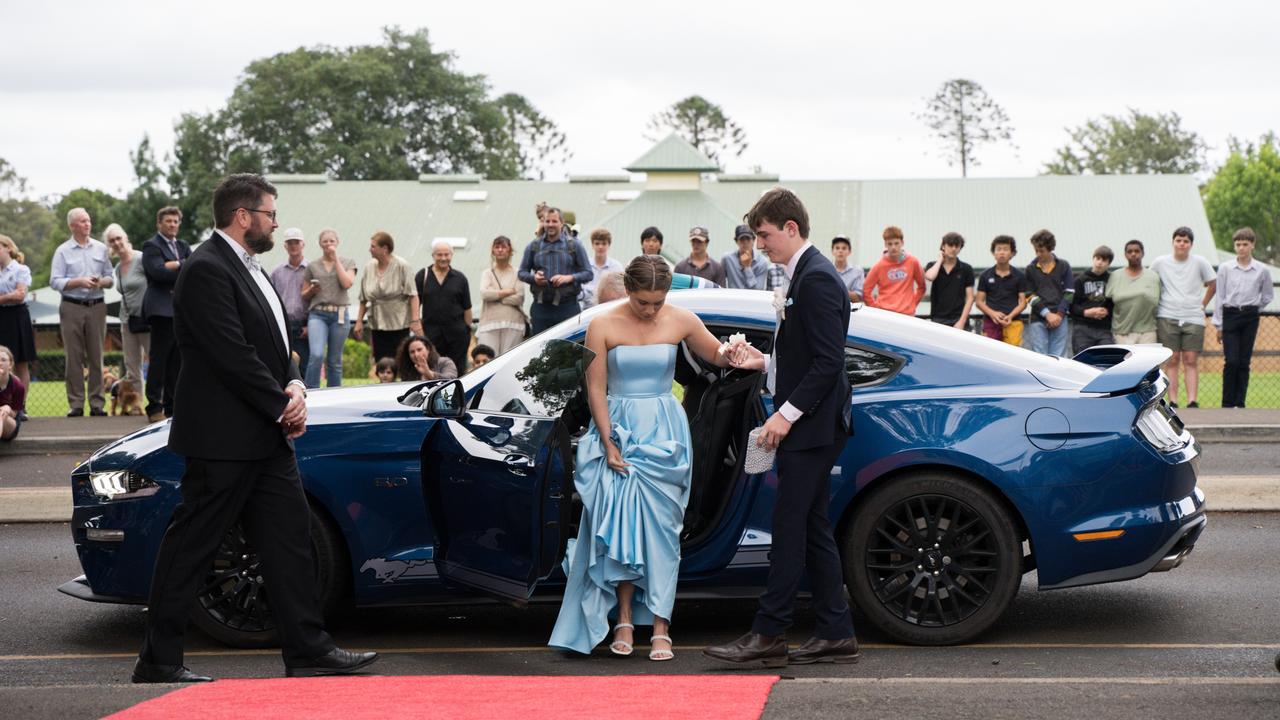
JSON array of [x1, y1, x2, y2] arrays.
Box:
[[734, 224, 753, 239]]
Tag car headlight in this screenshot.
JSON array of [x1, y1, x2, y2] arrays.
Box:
[[89, 470, 160, 502]]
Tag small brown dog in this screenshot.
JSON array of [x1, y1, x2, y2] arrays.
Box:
[[108, 367, 145, 416]]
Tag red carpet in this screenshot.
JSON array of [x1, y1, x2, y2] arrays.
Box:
[[107, 675, 780, 720]]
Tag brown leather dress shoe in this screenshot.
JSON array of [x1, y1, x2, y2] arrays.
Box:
[[787, 636, 861, 665], [702, 632, 788, 668]]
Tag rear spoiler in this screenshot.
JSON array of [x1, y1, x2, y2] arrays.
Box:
[[1073, 344, 1173, 394]]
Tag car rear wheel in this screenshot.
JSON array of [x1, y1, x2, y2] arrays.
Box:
[[189, 504, 350, 648], [843, 471, 1022, 645]]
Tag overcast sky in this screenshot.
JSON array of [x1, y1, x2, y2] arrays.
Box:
[[2, 0, 1276, 199]]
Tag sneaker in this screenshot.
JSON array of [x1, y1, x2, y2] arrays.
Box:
[[1187, 401, 1199, 409], [67, 409, 84, 417], [1168, 402, 1178, 409]]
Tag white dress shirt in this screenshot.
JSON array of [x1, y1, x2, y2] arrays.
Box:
[[215, 230, 295, 368], [764, 241, 815, 423]]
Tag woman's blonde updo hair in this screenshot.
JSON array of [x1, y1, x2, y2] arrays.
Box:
[[623, 254, 673, 294], [0, 234, 24, 264]]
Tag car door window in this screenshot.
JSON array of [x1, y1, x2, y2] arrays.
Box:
[[846, 345, 901, 388], [474, 338, 595, 417]]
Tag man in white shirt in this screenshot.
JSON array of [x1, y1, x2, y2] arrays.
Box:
[[1151, 226, 1216, 408], [50, 208, 114, 416]]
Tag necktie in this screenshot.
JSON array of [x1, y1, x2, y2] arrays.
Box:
[[244, 254, 262, 275]]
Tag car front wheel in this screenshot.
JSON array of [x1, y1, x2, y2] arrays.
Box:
[[843, 471, 1022, 645], [188, 504, 349, 648]]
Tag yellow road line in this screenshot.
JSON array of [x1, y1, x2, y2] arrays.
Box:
[[3, 642, 1278, 662]]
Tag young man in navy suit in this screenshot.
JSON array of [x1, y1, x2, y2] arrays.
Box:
[[133, 175, 376, 683], [704, 187, 859, 667]]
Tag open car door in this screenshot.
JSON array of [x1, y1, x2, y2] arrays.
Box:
[[421, 338, 594, 606]]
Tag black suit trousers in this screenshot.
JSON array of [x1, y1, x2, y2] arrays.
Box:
[[752, 440, 855, 635], [752, 440, 855, 639], [424, 321, 470, 377], [1221, 307, 1261, 408], [145, 316, 180, 416], [140, 451, 334, 666]]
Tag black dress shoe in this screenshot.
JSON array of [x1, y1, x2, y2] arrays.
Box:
[[285, 647, 379, 677], [67, 409, 83, 417], [702, 632, 788, 668], [132, 659, 214, 683], [89, 408, 108, 417], [788, 636, 861, 665]]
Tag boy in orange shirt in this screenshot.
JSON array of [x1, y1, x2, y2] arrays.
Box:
[[863, 226, 926, 315]]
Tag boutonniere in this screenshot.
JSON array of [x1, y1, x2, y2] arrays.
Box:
[[773, 287, 793, 319]]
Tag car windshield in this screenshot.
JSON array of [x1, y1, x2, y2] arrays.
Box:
[[473, 338, 596, 418]]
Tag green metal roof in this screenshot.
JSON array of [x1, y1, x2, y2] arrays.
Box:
[[624, 133, 720, 173]]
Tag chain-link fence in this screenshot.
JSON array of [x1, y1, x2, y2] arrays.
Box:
[[16, 311, 1280, 417]]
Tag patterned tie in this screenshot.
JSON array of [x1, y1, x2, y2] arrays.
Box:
[[243, 253, 263, 275]]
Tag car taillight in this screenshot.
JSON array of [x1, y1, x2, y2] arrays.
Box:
[[1135, 404, 1185, 452]]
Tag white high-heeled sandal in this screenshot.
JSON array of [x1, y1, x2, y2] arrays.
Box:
[[610, 623, 635, 656], [649, 634, 674, 661]]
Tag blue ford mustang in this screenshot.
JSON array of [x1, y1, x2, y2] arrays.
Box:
[[61, 289, 1205, 646]]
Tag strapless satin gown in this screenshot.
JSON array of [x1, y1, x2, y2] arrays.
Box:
[[548, 344, 692, 654]]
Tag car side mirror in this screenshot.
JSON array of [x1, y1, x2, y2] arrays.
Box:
[[425, 380, 465, 418]]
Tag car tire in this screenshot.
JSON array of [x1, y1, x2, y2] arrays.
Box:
[[843, 471, 1022, 646], [189, 503, 350, 649]]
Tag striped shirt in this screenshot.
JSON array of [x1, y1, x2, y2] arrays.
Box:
[[50, 237, 113, 300]]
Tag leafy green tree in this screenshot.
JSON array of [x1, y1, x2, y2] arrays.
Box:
[[0, 158, 59, 287], [916, 79, 1015, 178], [491, 93, 572, 180], [645, 95, 747, 166], [54, 188, 120, 241], [1044, 109, 1206, 175], [168, 111, 263, 239], [1201, 133, 1280, 263], [107, 135, 177, 244]]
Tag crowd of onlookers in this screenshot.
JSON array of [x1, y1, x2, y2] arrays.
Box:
[[0, 201, 1275, 439]]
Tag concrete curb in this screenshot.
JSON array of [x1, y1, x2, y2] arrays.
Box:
[[2, 476, 1276, 524], [0, 436, 118, 457], [1188, 425, 1280, 443]]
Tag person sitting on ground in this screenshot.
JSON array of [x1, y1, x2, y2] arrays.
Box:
[[394, 335, 459, 382], [375, 357, 397, 383], [0, 345, 25, 442], [470, 344, 495, 369]]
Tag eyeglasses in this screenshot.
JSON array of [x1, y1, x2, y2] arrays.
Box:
[[239, 208, 278, 221]]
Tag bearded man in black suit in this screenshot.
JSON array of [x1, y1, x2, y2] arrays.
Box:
[[132, 174, 377, 683], [704, 187, 860, 667]]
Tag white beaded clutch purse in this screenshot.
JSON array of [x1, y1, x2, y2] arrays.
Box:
[[743, 427, 776, 474]]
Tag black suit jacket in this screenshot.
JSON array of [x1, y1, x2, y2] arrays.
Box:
[[168, 233, 302, 460], [774, 245, 853, 452], [142, 233, 192, 319]]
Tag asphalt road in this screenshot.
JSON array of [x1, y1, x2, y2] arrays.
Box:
[[1, 515, 1277, 719], [3, 442, 1276, 492]]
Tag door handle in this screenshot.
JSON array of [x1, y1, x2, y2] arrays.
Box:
[[503, 454, 533, 475]]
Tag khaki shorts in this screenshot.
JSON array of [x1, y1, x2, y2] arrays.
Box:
[[1156, 317, 1205, 353], [1114, 331, 1158, 345]]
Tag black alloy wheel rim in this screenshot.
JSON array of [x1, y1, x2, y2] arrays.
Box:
[[865, 494, 1000, 627], [197, 526, 276, 633]]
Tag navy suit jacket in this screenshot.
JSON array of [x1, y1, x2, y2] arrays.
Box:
[[774, 245, 853, 452], [141, 233, 192, 319], [168, 234, 302, 460]]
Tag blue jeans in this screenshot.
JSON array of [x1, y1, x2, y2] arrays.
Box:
[[306, 309, 348, 388], [1023, 318, 1070, 357]]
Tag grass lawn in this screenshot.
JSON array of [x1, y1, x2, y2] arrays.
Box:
[[23, 376, 380, 417], [21, 372, 1280, 417]]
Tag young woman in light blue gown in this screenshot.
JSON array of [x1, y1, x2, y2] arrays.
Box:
[[548, 255, 736, 660]]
